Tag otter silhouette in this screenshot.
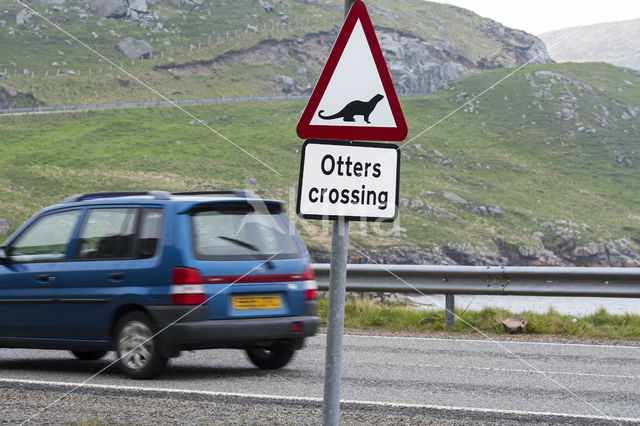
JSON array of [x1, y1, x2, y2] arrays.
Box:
[[318, 94, 384, 124]]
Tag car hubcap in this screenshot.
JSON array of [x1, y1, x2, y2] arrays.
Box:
[[118, 321, 153, 370]]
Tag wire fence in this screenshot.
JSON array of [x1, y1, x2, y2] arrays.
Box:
[[0, 95, 311, 115], [0, 93, 431, 115]]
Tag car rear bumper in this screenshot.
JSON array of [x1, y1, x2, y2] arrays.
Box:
[[148, 306, 319, 355]]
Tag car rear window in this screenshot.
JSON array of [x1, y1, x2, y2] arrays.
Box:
[[191, 203, 300, 261]]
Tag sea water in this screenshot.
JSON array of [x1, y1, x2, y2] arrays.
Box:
[[410, 295, 640, 317]]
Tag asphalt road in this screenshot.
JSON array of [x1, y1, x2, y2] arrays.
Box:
[[1, 334, 639, 424]]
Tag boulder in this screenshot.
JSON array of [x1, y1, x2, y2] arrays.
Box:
[[0, 217, 9, 235], [129, 0, 149, 13], [502, 315, 527, 334], [16, 10, 32, 26], [258, 0, 273, 12], [87, 0, 128, 18], [443, 191, 467, 205], [117, 37, 153, 59]]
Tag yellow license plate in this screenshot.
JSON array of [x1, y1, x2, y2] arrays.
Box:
[[232, 295, 282, 310]]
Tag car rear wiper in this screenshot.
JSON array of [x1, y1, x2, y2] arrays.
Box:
[[217, 236, 274, 269]]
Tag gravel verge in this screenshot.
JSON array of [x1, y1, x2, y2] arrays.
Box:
[[0, 382, 614, 425]]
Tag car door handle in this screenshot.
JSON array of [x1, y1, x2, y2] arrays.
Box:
[[37, 274, 55, 282], [109, 272, 124, 281]]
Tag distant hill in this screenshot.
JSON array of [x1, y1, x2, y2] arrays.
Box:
[[539, 19, 640, 70]]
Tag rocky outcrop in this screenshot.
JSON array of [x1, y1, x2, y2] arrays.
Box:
[[309, 231, 640, 267], [156, 22, 552, 96], [0, 86, 41, 109], [117, 37, 153, 59]]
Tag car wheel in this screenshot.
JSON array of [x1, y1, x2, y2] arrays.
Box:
[[246, 343, 295, 369], [71, 350, 108, 361], [114, 312, 167, 379]]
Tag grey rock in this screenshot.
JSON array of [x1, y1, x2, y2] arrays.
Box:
[[487, 205, 504, 218], [295, 66, 309, 79], [502, 315, 527, 334], [258, 0, 273, 12], [409, 199, 424, 208], [129, 0, 148, 13], [471, 205, 488, 215], [16, 10, 32, 26], [276, 75, 294, 91], [243, 177, 258, 186], [443, 191, 467, 205], [87, 0, 127, 18], [117, 37, 153, 59], [0, 218, 9, 235], [443, 242, 506, 266]]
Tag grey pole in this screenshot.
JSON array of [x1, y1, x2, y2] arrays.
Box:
[[321, 3, 358, 425], [322, 218, 349, 426]]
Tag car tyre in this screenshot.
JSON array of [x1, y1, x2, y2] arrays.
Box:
[[114, 312, 167, 379], [71, 350, 107, 361], [246, 343, 295, 369]]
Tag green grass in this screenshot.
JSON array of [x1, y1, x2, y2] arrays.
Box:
[[1, 62, 639, 260], [317, 298, 640, 340], [0, 0, 566, 107]]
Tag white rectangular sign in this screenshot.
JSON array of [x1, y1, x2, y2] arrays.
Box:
[[297, 140, 400, 221]]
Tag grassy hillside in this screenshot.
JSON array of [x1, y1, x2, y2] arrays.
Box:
[[1, 62, 639, 259], [0, 0, 547, 105]]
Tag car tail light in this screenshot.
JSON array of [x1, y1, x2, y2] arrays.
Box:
[[302, 265, 318, 301], [171, 267, 207, 305]]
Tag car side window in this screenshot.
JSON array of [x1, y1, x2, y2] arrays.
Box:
[[10, 210, 81, 262], [137, 209, 163, 259], [77, 208, 137, 259]]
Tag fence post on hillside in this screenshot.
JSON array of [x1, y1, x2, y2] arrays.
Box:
[[445, 294, 455, 329]]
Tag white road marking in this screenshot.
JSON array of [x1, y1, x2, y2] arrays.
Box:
[[338, 333, 640, 350], [0, 377, 638, 423], [307, 358, 640, 380]]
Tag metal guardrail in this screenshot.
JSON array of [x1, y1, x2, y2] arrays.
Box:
[[312, 264, 640, 298]]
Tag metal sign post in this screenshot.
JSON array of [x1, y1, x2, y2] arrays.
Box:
[[322, 217, 349, 426], [321, 7, 354, 426], [293, 2, 405, 424]]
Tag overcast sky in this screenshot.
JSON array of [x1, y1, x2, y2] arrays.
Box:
[[436, 0, 640, 34]]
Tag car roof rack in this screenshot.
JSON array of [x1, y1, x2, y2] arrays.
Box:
[[172, 190, 258, 198], [62, 191, 172, 203]]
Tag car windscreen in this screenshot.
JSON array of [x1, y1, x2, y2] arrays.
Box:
[[190, 203, 301, 261]]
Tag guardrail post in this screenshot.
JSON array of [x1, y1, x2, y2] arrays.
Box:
[[445, 294, 455, 329]]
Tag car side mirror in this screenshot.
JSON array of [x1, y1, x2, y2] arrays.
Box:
[[0, 247, 10, 265]]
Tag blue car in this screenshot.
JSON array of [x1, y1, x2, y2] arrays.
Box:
[[0, 191, 319, 379]]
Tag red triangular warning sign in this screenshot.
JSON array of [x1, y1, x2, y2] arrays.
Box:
[[296, 0, 407, 142]]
